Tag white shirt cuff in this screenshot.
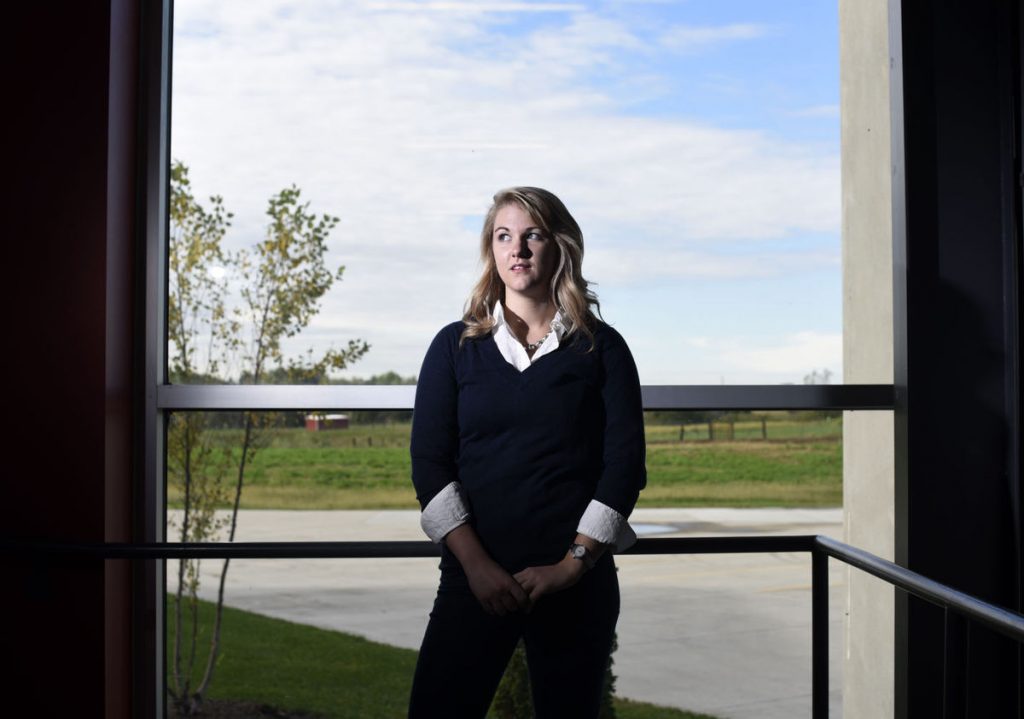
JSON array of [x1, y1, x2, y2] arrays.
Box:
[[420, 481, 470, 543], [577, 499, 637, 552]]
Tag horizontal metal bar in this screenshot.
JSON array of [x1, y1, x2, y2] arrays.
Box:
[[157, 383, 895, 411], [0, 535, 817, 560], [158, 384, 417, 411], [2, 540, 441, 560], [815, 535, 1024, 643], [641, 384, 895, 410], [627, 535, 818, 554]]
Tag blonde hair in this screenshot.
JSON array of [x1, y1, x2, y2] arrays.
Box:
[[461, 187, 600, 347]]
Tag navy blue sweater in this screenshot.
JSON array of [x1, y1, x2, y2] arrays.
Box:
[[410, 320, 647, 579]]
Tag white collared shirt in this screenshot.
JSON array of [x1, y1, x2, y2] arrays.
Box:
[[490, 300, 567, 371], [419, 303, 636, 552]]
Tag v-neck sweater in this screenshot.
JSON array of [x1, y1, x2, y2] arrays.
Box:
[[411, 320, 647, 579]]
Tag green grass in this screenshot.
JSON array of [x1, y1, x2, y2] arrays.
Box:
[[617, 699, 718, 719], [166, 596, 715, 719], [640, 439, 842, 507], [645, 417, 841, 442], [168, 418, 842, 510]]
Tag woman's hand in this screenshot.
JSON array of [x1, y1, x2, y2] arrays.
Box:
[[463, 557, 531, 616], [514, 556, 587, 605], [442, 523, 530, 616]]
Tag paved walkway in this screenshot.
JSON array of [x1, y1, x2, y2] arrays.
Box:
[[170, 508, 844, 718]]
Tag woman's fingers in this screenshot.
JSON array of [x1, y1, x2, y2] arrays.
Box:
[[499, 592, 521, 614], [515, 562, 580, 603], [492, 578, 529, 615], [506, 578, 530, 607], [473, 568, 531, 615]]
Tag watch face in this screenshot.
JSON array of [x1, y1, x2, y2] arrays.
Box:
[[570, 544, 595, 569]]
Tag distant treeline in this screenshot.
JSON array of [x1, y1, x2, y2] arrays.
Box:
[[330, 371, 416, 425]]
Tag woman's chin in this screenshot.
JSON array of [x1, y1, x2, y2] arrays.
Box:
[[502, 275, 549, 292]]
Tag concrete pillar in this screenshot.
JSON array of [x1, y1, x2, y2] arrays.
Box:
[[840, 0, 896, 716]]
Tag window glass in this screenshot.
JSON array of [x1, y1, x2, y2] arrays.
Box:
[[171, 0, 840, 385], [165, 410, 841, 514]]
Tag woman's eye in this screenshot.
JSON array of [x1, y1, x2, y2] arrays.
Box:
[[527, 231, 542, 241], [496, 233, 510, 242]]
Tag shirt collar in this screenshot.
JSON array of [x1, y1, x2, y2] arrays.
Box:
[[492, 301, 567, 340], [490, 301, 567, 371]]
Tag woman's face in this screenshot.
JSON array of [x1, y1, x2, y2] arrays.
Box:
[[491, 203, 557, 303]]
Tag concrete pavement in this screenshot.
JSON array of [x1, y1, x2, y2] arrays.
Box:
[[169, 508, 844, 718]]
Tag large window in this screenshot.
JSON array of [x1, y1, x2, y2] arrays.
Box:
[[171, 0, 841, 386], [160, 2, 856, 717]]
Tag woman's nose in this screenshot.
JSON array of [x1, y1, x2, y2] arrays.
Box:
[[514, 239, 532, 258]]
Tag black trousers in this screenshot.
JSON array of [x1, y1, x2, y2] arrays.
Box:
[[408, 557, 619, 719]]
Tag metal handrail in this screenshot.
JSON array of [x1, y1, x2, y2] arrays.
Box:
[[5, 533, 1022, 718], [814, 535, 1024, 643], [0, 534, 817, 559]]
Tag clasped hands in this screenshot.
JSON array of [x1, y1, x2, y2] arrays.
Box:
[[465, 555, 585, 616], [444, 524, 599, 616]]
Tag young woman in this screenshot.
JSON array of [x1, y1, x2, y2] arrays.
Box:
[[408, 187, 646, 718]]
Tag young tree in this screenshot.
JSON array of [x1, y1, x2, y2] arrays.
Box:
[[166, 161, 236, 714], [167, 165, 369, 715], [194, 185, 369, 705]]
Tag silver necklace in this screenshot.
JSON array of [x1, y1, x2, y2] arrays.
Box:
[[524, 331, 551, 351]]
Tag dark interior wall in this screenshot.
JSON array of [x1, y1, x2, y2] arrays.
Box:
[[897, 0, 1022, 715], [7, 3, 138, 716]]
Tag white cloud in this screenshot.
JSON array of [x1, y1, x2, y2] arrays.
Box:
[[366, 1, 585, 12], [720, 331, 842, 376], [171, 0, 839, 378], [659, 23, 768, 53], [790, 104, 840, 118], [613, 328, 843, 385]]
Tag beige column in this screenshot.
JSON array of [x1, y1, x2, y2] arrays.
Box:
[[840, 0, 896, 716]]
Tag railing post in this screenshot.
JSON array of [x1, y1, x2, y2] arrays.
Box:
[[942, 608, 967, 718], [812, 549, 829, 718]]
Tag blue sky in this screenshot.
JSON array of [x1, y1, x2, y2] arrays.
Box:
[[172, 0, 841, 384]]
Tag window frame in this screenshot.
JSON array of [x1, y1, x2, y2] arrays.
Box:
[[140, 2, 897, 716]]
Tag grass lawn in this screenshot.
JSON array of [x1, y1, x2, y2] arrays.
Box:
[[641, 439, 842, 507], [167, 417, 841, 510], [167, 597, 716, 719]]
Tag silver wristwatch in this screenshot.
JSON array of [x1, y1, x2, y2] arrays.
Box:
[[569, 543, 596, 570]]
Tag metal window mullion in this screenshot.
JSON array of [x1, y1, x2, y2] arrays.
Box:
[[139, 2, 173, 718], [156, 383, 896, 412]]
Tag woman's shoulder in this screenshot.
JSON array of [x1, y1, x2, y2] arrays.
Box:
[[586, 319, 631, 351], [437, 320, 467, 339], [420, 322, 469, 374], [427, 321, 466, 349]]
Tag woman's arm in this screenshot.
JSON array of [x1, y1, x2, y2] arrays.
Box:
[[513, 533, 606, 604], [590, 324, 647, 519], [410, 327, 460, 507]]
